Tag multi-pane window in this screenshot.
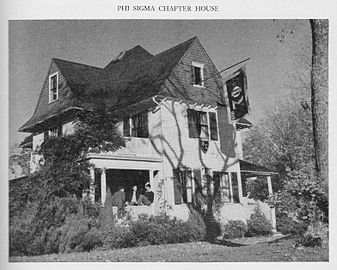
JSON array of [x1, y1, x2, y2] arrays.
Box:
[[213, 171, 240, 203], [173, 168, 192, 204], [49, 73, 58, 102], [187, 109, 218, 140], [123, 111, 149, 138]]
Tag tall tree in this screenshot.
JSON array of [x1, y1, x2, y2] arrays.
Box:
[[310, 19, 328, 185]]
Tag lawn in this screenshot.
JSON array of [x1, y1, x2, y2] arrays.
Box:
[[10, 236, 328, 262]]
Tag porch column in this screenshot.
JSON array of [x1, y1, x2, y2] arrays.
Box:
[[89, 167, 95, 203], [101, 168, 107, 205], [149, 170, 154, 188], [267, 175, 277, 232]]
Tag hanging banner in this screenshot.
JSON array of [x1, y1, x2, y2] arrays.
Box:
[[225, 69, 249, 120]]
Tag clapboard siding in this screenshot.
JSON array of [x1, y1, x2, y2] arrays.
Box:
[[31, 60, 73, 128], [162, 39, 224, 106]]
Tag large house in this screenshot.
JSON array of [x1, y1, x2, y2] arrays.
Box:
[[19, 37, 276, 229]]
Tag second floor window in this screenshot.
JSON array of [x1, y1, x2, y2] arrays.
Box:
[[187, 109, 218, 140], [49, 73, 58, 103], [123, 111, 149, 138]]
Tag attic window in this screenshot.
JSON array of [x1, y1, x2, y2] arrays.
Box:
[[49, 73, 58, 103], [191, 62, 204, 86]]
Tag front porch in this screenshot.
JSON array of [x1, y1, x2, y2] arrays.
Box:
[[239, 159, 278, 232], [87, 153, 163, 218]]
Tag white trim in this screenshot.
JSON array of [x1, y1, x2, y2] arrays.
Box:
[[48, 72, 59, 103], [86, 153, 162, 163]]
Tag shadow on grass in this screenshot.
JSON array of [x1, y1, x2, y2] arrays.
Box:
[[212, 238, 247, 247]]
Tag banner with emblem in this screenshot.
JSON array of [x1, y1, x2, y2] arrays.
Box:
[[225, 68, 249, 120]]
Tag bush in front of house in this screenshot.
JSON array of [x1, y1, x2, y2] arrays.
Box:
[[102, 212, 207, 249], [130, 213, 198, 246], [186, 207, 207, 241], [276, 215, 308, 236], [222, 220, 248, 239], [246, 206, 273, 236]]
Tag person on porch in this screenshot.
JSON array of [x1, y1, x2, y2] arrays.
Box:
[[137, 183, 154, 206], [127, 185, 140, 205], [112, 186, 126, 216]]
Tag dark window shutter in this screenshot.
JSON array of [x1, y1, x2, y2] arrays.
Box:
[[209, 112, 218, 140], [190, 64, 195, 85], [57, 126, 62, 137], [140, 111, 149, 138], [123, 117, 130, 137], [193, 168, 202, 188], [213, 171, 221, 202], [231, 172, 240, 203], [131, 115, 138, 137], [173, 169, 182, 204], [187, 109, 198, 138]]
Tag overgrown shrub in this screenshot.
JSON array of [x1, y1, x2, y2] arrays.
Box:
[[9, 202, 38, 256], [80, 227, 103, 251], [103, 227, 136, 249], [59, 214, 89, 253], [246, 206, 273, 236], [276, 215, 308, 235], [223, 220, 248, 239], [102, 212, 207, 249], [296, 221, 328, 247], [186, 207, 206, 241]]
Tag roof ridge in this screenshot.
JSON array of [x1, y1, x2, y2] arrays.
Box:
[[152, 36, 197, 59], [52, 58, 103, 70]]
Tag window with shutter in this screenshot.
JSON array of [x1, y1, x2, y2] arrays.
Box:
[[209, 112, 218, 140], [213, 171, 231, 203], [187, 109, 209, 139]]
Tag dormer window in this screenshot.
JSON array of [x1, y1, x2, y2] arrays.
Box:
[[191, 62, 204, 87], [49, 73, 58, 103]]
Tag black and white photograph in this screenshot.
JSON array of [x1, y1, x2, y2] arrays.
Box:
[[3, 0, 334, 267]]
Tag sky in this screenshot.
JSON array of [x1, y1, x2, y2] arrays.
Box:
[[8, 19, 311, 147]]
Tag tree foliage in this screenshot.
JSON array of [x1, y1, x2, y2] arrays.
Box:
[[10, 106, 125, 255], [243, 89, 327, 224]]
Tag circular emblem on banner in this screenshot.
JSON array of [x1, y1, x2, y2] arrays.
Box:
[[232, 86, 242, 98]]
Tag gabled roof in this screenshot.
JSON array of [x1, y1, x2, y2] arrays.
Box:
[[19, 36, 218, 132]]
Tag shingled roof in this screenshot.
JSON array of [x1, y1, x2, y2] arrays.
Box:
[[19, 37, 219, 132]]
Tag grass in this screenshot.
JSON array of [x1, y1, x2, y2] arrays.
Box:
[[10, 236, 328, 262]]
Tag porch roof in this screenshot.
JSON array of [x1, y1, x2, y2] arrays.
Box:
[[239, 160, 277, 176]]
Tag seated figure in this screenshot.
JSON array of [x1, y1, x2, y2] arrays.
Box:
[[137, 183, 154, 206]]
